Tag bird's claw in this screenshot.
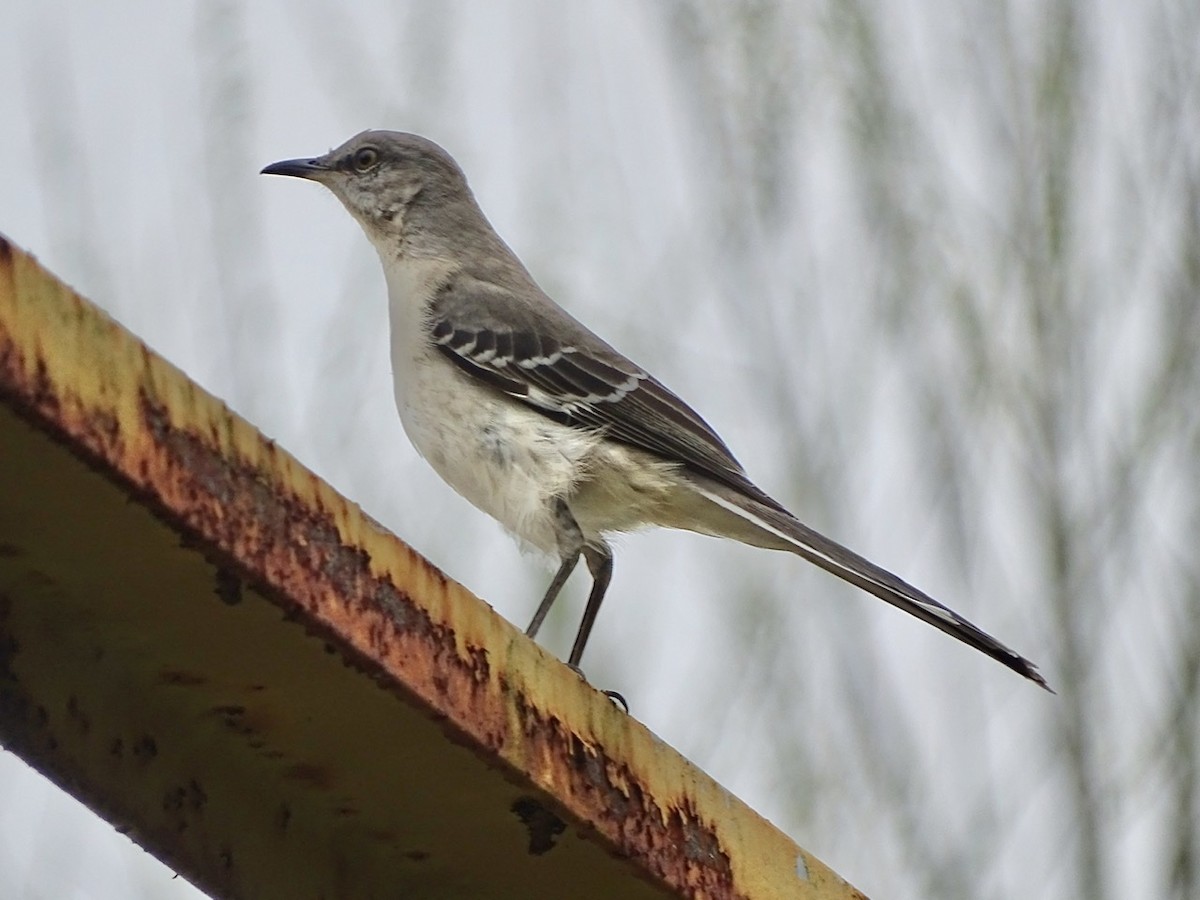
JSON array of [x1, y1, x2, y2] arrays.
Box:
[[566, 664, 629, 713]]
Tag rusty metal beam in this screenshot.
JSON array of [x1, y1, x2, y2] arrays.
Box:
[[0, 233, 866, 900]]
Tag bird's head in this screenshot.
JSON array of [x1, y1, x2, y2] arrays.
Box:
[[262, 130, 470, 246]]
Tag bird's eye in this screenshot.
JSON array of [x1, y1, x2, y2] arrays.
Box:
[[353, 147, 380, 171]]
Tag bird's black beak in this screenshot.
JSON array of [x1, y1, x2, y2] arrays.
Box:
[[260, 157, 329, 179]]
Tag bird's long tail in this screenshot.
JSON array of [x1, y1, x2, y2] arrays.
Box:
[[688, 478, 1052, 691]]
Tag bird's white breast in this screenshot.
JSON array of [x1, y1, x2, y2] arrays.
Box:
[[379, 253, 603, 555]]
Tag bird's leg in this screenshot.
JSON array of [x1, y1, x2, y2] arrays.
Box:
[[526, 508, 625, 711], [525, 552, 579, 639], [567, 544, 613, 669], [525, 498, 583, 639]]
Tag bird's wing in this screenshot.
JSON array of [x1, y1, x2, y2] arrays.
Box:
[[429, 278, 775, 503]]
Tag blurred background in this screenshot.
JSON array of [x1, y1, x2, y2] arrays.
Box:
[[1, 1, 1196, 898]]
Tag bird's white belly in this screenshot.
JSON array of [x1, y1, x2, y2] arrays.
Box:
[[395, 349, 599, 554]]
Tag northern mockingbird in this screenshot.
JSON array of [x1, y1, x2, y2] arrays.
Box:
[[263, 130, 1049, 691]]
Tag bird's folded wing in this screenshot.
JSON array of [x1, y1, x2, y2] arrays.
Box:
[[429, 278, 775, 503]]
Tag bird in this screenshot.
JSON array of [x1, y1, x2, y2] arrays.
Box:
[[262, 130, 1050, 691]]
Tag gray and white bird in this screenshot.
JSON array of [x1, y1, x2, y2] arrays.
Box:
[[263, 130, 1049, 691]]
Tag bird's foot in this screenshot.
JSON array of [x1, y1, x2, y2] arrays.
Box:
[[566, 664, 629, 713]]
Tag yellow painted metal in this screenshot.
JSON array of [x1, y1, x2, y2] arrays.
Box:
[[0, 234, 866, 900]]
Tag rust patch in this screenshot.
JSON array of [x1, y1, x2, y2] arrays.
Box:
[[511, 796, 567, 855], [209, 703, 266, 741], [65, 694, 91, 736], [213, 567, 242, 606], [161, 778, 208, 815], [513, 692, 740, 898], [0, 593, 37, 752], [0, 593, 16, 673], [132, 735, 158, 763], [283, 762, 333, 790], [158, 669, 207, 687]]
